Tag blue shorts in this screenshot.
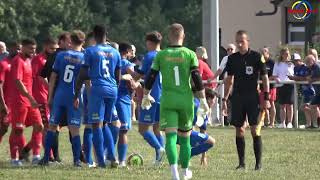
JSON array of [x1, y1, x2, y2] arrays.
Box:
[[139, 102, 160, 125], [50, 103, 82, 127], [88, 86, 117, 124], [190, 131, 209, 147], [115, 100, 131, 130]]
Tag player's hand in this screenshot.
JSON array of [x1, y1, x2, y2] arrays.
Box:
[[200, 154, 208, 166], [141, 94, 155, 110], [222, 100, 228, 116], [73, 97, 80, 109], [122, 74, 133, 81], [263, 100, 271, 109]]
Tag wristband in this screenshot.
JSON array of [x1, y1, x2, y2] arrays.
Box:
[[264, 92, 270, 100]]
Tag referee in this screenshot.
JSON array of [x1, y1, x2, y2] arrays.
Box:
[[222, 30, 270, 170]]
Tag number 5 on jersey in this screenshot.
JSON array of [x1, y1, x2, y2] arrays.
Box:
[[102, 59, 110, 78]]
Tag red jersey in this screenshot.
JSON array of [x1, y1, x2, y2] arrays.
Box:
[[32, 53, 48, 104], [11, 54, 33, 107], [0, 57, 14, 105], [198, 59, 217, 89]]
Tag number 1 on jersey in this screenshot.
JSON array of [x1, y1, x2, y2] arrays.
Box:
[[173, 66, 180, 86]]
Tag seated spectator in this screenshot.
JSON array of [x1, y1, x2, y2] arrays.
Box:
[[288, 55, 315, 128], [0, 41, 9, 61], [271, 47, 295, 128], [308, 48, 319, 62]]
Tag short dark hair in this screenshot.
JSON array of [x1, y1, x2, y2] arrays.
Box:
[[236, 30, 249, 37], [86, 32, 94, 40], [58, 32, 71, 42], [21, 39, 36, 46], [71, 30, 86, 45], [43, 37, 57, 46], [93, 25, 107, 40], [205, 88, 218, 99], [145, 31, 162, 43], [119, 42, 132, 54]]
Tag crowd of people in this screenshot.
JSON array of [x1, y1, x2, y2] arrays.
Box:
[[0, 23, 319, 179], [0, 24, 219, 180]]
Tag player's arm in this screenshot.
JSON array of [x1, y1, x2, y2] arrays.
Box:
[[15, 79, 38, 108], [191, 66, 206, 99], [0, 82, 8, 115], [144, 68, 158, 94], [126, 66, 141, 89], [74, 66, 90, 100], [48, 72, 58, 107], [258, 55, 271, 109], [115, 67, 121, 86]]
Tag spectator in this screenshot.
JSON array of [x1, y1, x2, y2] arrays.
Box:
[[212, 43, 236, 80], [308, 48, 319, 62], [195, 46, 217, 89], [288, 55, 315, 128], [272, 47, 294, 128], [259, 47, 276, 128], [0, 41, 9, 61], [306, 55, 320, 128]]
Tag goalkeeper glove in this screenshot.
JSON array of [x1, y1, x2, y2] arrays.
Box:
[[196, 98, 210, 127], [141, 94, 155, 110]]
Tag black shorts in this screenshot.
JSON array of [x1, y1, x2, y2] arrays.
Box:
[[230, 92, 260, 127], [277, 84, 294, 105], [311, 94, 320, 105]]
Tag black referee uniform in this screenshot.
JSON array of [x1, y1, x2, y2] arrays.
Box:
[[225, 49, 267, 170]]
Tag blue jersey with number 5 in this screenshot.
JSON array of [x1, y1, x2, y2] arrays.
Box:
[[52, 50, 84, 104], [84, 44, 121, 88]]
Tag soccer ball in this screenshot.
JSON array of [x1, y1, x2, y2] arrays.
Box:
[[127, 153, 144, 166]]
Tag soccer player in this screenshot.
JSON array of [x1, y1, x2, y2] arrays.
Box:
[[40, 32, 71, 162], [20, 38, 58, 162], [74, 25, 121, 168], [113, 42, 139, 167], [40, 30, 86, 166], [134, 31, 165, 165], [0, 41, 21, 144], [142, 23, 209, 180], [10, 39, 43, 166], [222, 30, 270, 170]]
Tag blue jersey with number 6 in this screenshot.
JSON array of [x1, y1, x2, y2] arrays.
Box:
[[52, 50, 84, 104], [84, 44, 121, 90]]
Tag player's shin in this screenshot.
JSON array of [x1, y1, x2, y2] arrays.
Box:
[[102, 125, 116, 161], [118, 131, 128, 163], [109, 122, 120, 145], [92, 126, 106, 167], [71, 135, 81, 165], [165, 132, 178, 165], [83, 127, 93, 164], [43, 130, 56, 162], [178, 135, 191, 169], [31, 130, 43, 158]]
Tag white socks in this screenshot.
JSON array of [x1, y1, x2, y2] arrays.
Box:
[[171, 164, 179, 180]]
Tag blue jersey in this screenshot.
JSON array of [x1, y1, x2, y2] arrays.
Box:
[[84, 44, 121, 88], [294, 64, 315, 97], [140, 50, 161, 103], [118, 59, 134, 104], [193, 98, 208, 130], [52, 50, 84, 104]]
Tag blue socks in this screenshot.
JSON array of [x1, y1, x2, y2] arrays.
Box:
[[44, 131, 56, 162], [191, 143, 214, 157], [92, 127, 105, 167], [83, 128, 93, 164], [143, 131, 161, 150], [109, 124, 120, 145], [118, 143, 128, 162], [156, 134, 164, 148], [102, 125, 116, 161], [71, 135, 81, 163]]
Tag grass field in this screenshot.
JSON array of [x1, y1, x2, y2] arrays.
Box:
[[0, 124, 319, 180]]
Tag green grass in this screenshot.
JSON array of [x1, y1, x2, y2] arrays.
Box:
[[0, 125, 319, 180]]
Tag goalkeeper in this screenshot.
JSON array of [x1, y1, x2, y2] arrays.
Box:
[[142, 23, 209, 180]]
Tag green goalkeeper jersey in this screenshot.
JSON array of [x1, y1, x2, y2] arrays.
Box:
[[151, 46, 198, 103]]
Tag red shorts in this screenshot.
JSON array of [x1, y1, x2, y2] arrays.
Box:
[[259, 88, 277, 105], [11, 106, 42, 129], [39, 104, 50, 127]]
